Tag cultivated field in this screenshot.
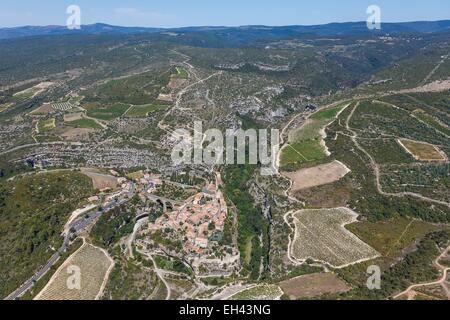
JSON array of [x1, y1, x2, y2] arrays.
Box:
[[86, 103, 130, 121], [13, 82, 53, 100], [283, 160, 350, 191], [30, 103, 54, 115], [279, 273, 350, 299], [52, 102, 74, 111], [168, 78, 186, 90], [398, 139, 447, 161], [125, 104, 169, 118], [281, 140, 327, 168], [415, 284, 449, 300], [291, 208, 379, 268], [396, 285, 448, 301], [63, 112, 84, 122], [80, 168, 118, 190], [175, 66, 188, 79], [228, 284, 283, 300], [61, 128, 96, 140], [281, 102, 350, 171], [0, 103, 12, 113], [35, 243, 114, 300], [157, 93, 173, 102], [82, 69, 167, 105], [66, 118, 102, 129], [346, 216, 439, 258], [126, 170, 144, 181], [288, 119, 324, 142], [37, 118, 56, 133]]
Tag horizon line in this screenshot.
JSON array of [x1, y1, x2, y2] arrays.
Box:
[[1, 18, 450, 30]]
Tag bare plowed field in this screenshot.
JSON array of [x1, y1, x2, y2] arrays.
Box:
[[80, 168, 118, 190], [279, 273, 350, 299], [283, 160, 350, 191], [398, 139, 447, 162]]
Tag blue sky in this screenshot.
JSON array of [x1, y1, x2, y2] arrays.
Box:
[[1, 0, 450, 28]]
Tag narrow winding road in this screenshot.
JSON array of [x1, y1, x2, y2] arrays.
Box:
[[136, 248, 171, 300], [4, 184, 136, 300]]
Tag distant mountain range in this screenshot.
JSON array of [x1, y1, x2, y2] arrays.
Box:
[[0, 23, 162, 40], [1, 20, 450, 40]]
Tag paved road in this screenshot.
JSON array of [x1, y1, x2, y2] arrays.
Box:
[[0, 141, 82, 155], [4, 185, 135, 300]]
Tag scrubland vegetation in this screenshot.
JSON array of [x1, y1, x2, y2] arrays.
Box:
[[0, 172, 93, 298]]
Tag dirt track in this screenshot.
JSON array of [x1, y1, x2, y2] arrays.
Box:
[[394, 245, 450, 300], [345, 102, 450, 208]]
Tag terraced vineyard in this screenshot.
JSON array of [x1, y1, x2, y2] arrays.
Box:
[[35, 243, 113, 300], [52, 102, 74, 111], [228, 284, 283, 300], [291, 208, 379, 268]]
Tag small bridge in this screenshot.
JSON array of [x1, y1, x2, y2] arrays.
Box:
[[146, 194, 183, 213], [135, 213, 149, 221]]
